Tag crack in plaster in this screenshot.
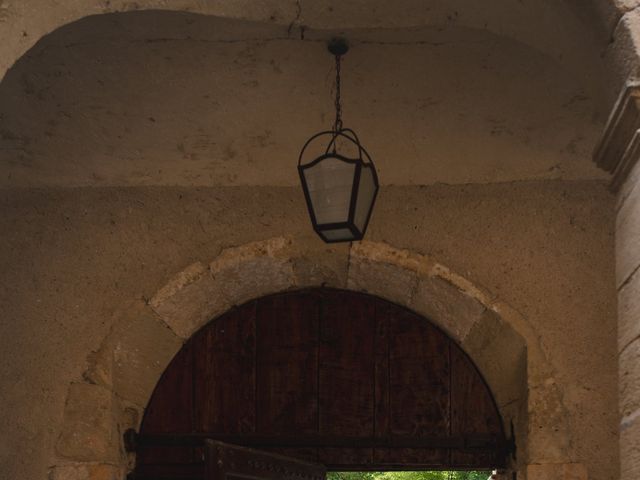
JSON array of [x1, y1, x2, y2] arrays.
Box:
[[46, 36, 503, 52], [287, 0, 302, 38]]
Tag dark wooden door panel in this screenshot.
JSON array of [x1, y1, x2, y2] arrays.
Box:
[[450, 346, 503, 467], [136, 288, 507, 476], [318, 290, 376, 466], [137, 342, 195, 467], [375, 302, 450, 465], [256, 292, 320, 460], [194, 302, 257, 435]]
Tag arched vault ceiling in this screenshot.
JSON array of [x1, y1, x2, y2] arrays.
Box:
[[0, 10, 609, 186], [0, 0, 611, 82]]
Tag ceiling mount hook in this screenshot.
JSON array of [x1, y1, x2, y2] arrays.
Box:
[[328, 38, 349, 56]]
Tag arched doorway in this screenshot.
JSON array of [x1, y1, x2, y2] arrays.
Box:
[[131, 288, 508, 479]]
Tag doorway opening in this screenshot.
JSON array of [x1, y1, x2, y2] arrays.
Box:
[[327, 471, 494, 480], [130, 288, 508, 479]]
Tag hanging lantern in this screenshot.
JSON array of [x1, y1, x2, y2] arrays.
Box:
[[298, 38, 379, 243]]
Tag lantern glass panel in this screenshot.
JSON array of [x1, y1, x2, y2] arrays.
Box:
[[321, 228, 356, 242], [354, 164, 377, 232], [302, 157, 356, 225]]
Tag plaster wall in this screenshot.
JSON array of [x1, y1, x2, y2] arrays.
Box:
[[0, 181, 617, 480]]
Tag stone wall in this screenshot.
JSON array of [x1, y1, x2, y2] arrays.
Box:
[[618, 158, 640, 480], [0, 182, 617, 480]]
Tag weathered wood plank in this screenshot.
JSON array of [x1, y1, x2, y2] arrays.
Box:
[[255, 292, 319, 460], [373, 299, 390, 465], [138, 342, 195, 466], [193, 302, 257, 435], [318, 290, 376, 465], [377, 304, 450, 465], [450, 345, 503, 466]]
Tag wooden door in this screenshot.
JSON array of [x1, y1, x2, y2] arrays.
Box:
[[206, 441, 325, 480], [134, 288, 507, 479]]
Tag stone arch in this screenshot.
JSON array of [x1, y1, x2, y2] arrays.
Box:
[[51, 237, 571, 479], [0, 1, 622, 96]]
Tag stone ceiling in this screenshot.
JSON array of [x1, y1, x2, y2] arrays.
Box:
[[0, 6, 611, 186]]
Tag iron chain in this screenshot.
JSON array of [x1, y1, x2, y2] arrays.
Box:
[[333, 53, 343, 132]]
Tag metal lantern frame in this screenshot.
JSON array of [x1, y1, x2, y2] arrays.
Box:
[[297, 38, 380, 244], [298, 127, 380, 243]]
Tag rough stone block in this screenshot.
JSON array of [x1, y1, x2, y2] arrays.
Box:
[[616, 0, 640, 12], [619, 269, 640, 352], [410, 275, 486, 341], [526, 463, 587, 480], [621, 412, 640, 480], [351, 241, 435, 275], [527, 383, 572, 464], [616, 165, 640, 286], [607, 10, 640, 100], [49, 463, 123, 480], [150, 262, 228, 339], [462, 309, 527, 408], [84, 339, 114, 387], [56, 384, 119, 462], [620, 338, 640, 417], [290, 239, 350, 289], [210, 237, 295, 306], [347, 255, 418, 305], [108, 301, 183, 407], [618, 147, 640, 211]]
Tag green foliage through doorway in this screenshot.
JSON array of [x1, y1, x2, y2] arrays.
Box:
[[327, 471, 492, 480]]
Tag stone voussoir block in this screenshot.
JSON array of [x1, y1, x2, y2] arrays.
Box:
[[621, 411, 640, 480], [410, 274, 486, 341], [290, 239, 350, 289], [620, 338, 640, 417], [210, 237, 296, 306], [351, 241, 435, 275], [56, 383, 120, 463], [619, 268, 640, 352], [527, 382, 572, 464], [347, 241, 430, 304], [461, 309, 527, 409], [108, 301, 183, 407], [616, 93, 640, 287], [150, 261, 229, 339]]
